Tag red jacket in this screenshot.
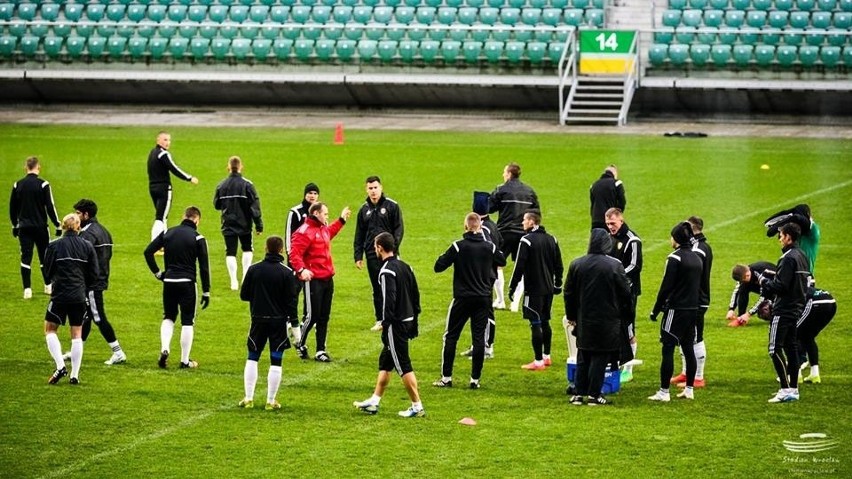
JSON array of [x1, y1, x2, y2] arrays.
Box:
[[289, 215, 345, 281]]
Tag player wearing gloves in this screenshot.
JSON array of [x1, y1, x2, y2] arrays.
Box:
[[144, 206, 211, 370]]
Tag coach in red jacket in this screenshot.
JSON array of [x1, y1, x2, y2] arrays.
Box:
[[290, 202, 351, 362]]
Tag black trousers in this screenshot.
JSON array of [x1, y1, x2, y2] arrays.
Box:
[[299, 277, 334, 352], [441, 297, 490, 381], [576, 349, 611, 397], [796, 301, 836, 367], [82, 289, 117, 343], [149, 184, 172, 222], [18, 226, 49, 288], [365, 250, 382, 323], [769, 313, 799, 389]]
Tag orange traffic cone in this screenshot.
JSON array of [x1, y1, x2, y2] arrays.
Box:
[[333, 123, 345, 145]]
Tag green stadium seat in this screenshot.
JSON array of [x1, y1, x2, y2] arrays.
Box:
[[294, 38, 313, 60], [303, 23, 324, 40], [462, 40, 481, 61], [0, 3, 12, 22], [732, 44, 753, 65], [312, 5, 331, 23], [340, 0, 359, 6], [18, 34, 38, 57], [745, 10, 766, 28], [491, 25, 511, 42], [563, 8, 583, 26], [667, 43, 688, 65], [841, 0, 852, 11], [51, 20, 73, 37], [190, 37, 210, 59], [117, 22, 137, 39], [240, 21, 260, 39], [724, 10, 745, 27], [547, 41, 564, 63], [126, 4, 145, 22], [222, 24, 242, 39], [479, 7, 499, 25], [689, 43, 710, 65], [696, 27, 717, 44], [506, 0, 524, 7], [250, 37, 271, 59], [87, 35, 107, 57], [675, 25, 696, 43], [373, 5, 393, 23], [789, 11, 809, 30], [258, 23, 279, 40], [291, 6, 311, 23], [826, 29, 846, 46], [798, 44, 819, 66], [168, 36, 188, 59], [820, 45, 841, 67], [439, 39, 460, 61], [783, 28, 804, 45], [166, 5, 185, 22], [777, 44, 798, 66], [470, 26, 489, 42], [528, 0, 546, 7], [419, 39, 439, 61], [272, 38, 293, 60], [354, 6, 373, 23], [689, 0, 707, 7], [106, 35, 126, 57], [428, 26, 449, 41], [30, 22, 49, 39], [709, 43, 731, 65], [324, 22, 344, 40], [187, 5, 206, 22], [572, 0, 591, 8], [209, 5, 228, 23], [343, 24, 362, 40], [681, 9, 701, 27], [767, 11, 788, 29], [128, 36, 147, 58], [526, 40, 546, 63], [812, 11, 832, 29], [356, 38, 377, 60], [805, 30, 826, 46], [385, 0, 402, 6], [64, 4, 84, 23], [199, 24, 218, 40], [437, 7, 457, 25], [585, 8, 604, 27], [467, 0, 486, 7], [334, 38, 355, 60], [668, 0, 687, 8], [761, 27, 782, 45], [17, 3, 36, 22], [835, 12, 852, 29], [753, 43, 774, 65], [270, 6, 289, 23], [654, 27, 674, 43], [458, 7, 477, 25], [395, 6, 415, 24], [752, 0, 772, 10], [533, 29, 553, 42], [332, 6, 351, 23], [703, 9, 723, 27], [42, 35, 61, 58], [521, 7, 541, 26], [314, 38, 334, 60], [709, 0, 728, 7], [40, 3, 61, 22], [86, 4, 106, 22], [97, 21, 117, 39], [817, 0, 836, 11], [483, 40, 502, 62], [731, 0, 750, 8], [398, 39, 416, 61], [448, 25, 467, 41], [661, 10, 681, 28], [775, 0, 794, 10], [504, 40, 523, 63], [65, 35, 85, 57], [280, 24, 299, 40], [550, 0, 569, 7], [106, 5, 126, 23], [7, 20, 26, 39], [0, 34, 15, 57], [249, 5, 269, 22], [542, 8, 561, 26], [176, 21, 197, 39], [512, 26, 532, 42], [149, 36, 167, 59], [500, 7, 520, 25], [377, 39, 397, 60], [364, 22, 384, 40], [228, 5, 248, 23]]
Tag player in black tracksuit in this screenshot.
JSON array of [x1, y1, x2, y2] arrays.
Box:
[[9, 157, 61, 297], [796, 288, 836, 383], [213, 156, 263, 291], [238, 235, 299, 410], [590, 166, 626, 230], [604, 207, 642, 380], [73, 199, 126, 365], [353, 176, 404, 329], [759, 223, 810, 402], [44, 214, 99, 385], [648, 222, 702, 401], [433, 213, 506, 389], [509, 210, 563, 370], [147, 131, 197, 241], [144, 206, 211, 370], [727, 261, 777, 326]]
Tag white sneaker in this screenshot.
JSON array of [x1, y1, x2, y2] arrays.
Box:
[[369, 322, 383, 332], [230, 279, 239, 291], [492, 300, 506, 310], [353, 399, 379, 415], [44, 284, 52, 295], [677, 388, 694, 400], [104, 351, 127, 365], [23, 288, 32, 299], [398, 406, 426, 418], [768, 389, 800, 403], [648, 390, 671, 402]]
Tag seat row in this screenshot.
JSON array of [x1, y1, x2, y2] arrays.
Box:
[[0, 4, 605, 28], [0, 34, 569, 63], [668, 0, 852, 11], [654, 26, 851, 46], [649, 41, 851, 67], [661, 8, 852, 29]]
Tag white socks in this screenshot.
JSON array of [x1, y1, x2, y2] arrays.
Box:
[[180, 326, 194, 364], [45, 332, 64, 369], [267, 365, 282, 404], [369, 394, 382, 405], [151, 220, 166, 241], [226, 256, 238, 289], [244, 360, 258, 400], [241, 252, 253, 280], [160, 320, 174, 353], [70, 338, 83, 379], [694, 341, 707, 380], [811, 365, 820, 377], [494, 269, 505, 304]]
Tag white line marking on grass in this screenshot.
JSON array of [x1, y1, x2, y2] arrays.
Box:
[[644, 179, 852, 254]]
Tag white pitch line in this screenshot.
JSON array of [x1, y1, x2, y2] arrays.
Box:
[[644, 179, 852, 254]]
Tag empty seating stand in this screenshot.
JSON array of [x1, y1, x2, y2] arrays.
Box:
[[0, 0, 607, 66], [651, 0, 852, 69]]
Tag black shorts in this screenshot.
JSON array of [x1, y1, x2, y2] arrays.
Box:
[[660, 309, 697, 346], [379, 323, 413, 376], [247, 320, 290, 353], [522, 294, 553, 325], [224, 233, 253, 256], [45, 301, 87, 327], [149, 184, 173, 221], [501, 232, 523, 262], [163, 281, 196, 326]]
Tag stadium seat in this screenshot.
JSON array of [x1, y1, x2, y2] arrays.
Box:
[[0, 3, 12, 22], [668, 0, 688, 8], [775, 0, 794, 10], [65, 35, 85, 58], [835, 12, 852, 29], [293, 38, 314, 60], [313, 38, 334, 60], [732, 44, 753, 65], [447, 24, 467, 42], [689, 43, 710, 65], [166, 5, 186, 22], [675, 25, 696, 43], [41, 35, 61, 58], [398, 39, 416, 62], [148, 36, 167, 59], [343, 24, 363, 41], [87, 35, 107, 57], [521, 8, 542, 26], [783, 29, 804, 45], [419, 39, 439, 61], [127, 36, 147, 58], [187, 5, 206, 23], [710, 43, 731, 65], [482, 40, 501, 62], [546, 41, 563, 63], [6, 19, 26, 39], [18, 34, 38, 57], [467, 0, 486, 7], [491, 25, 511, 42], [739, 27, 759, 44], [461, 40, 481, 62], [97, 21, 118, 39], [311, 5, 331, 23], [798, 44, 819, 66], [820, 45, 841, 67], [0, 33, 15, 58], [168, 37, 189, 59], [817, 0, 836, 11], [331, 6, 352, 23], [654, 27, 674, 44], [126, 4, 145, 22], [725, 10, 745, 28], [682, 9, 702, 27], [563, 9, 583, 26], [703, 9, 723, 28], [229, 5, 248, 23], [198, 24, 218, 40], [105, 5, 126, 23], [334, 38, 355, 60], [504, 40, 523, 63], [805, 30, 826, 46], [689, 0, 707, 7], [356, 38, 377, 60], [291, 6, 311, 23], [826, 28, 846, 46], [789, 11, 809, 30], [753, 44, 774, 66], [812, 11, 832, 29], [16, 3, 36, 22], [63, 3, 84, 23], [696, 27, 718, 44], [746, 10, 767, 28], [272, 38, 293, 60], [117, 22, 136, 39], [479, 7, 499, 25], [248, 5, 268, 23], [323, 22, 344, 40], [30, 21, 49, 39], [270, 6, 290, 23], [542, 8, 561, 26], [363, 22, 384, 40], [376, 39, 396, 61], [731, 0, 750, 8], [40, 3, 61, 22], [550, 0, 569, 7], [220, 23, 240, 39], [668, 43, 689, 65], [395, 6, 415, 24], [209, 5, 228, 23], [709, 0, 729, 8], [526, 40, 546, 63], [776, 44, 797, 66], [439, 39, 460, 62], [752, 0, 772, 10], [86, 4, 106, 22], [572, 0, 591, 8], [248, 37, 271, 60], [372, 5, 393, 23], [458, 7, 477, 25], [500, 7, 520, 25], [768, 11, 789, 29], [190, 37, 210, 59], [585, 8, 604, 27], [662, 10, 682, 28], [424, 0, 443, 6], [761, 27, 782, 45], [354, 6, 374, 23], [303, 23, 324, 40], [841, 0, 852, 11]]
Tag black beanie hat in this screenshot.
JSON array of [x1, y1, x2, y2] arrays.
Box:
[[671, 221, 694, 246], [472, 191, 490, 215], [304, 183, 319, 195]]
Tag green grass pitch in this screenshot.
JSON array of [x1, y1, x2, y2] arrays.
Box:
[[1, 124, 850, 478]]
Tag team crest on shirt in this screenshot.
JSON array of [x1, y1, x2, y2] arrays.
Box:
[[617, 241, 623, 250], [380, 208, 387, 215]]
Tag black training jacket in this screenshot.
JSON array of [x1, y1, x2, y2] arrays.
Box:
[[79, 218, 112, 291], [240, 252, 298, 323], [728, 261, 776, 315], [481, 215, 503, 250], [143, 218, 211, 293], [213, 172, 263, 236], [609, 222, 642, 296], [378, 256, 421, 331], [354, 194, 403, 261], [45, 232, 99, 304], [652, 245, 702, 315], [9, 173, 60, 230], [147, 145, 192, 188], [589, 170, 626, 224], [761, 245, 810, 318], [285, 199, 310, 256], [488, 178, 538, 235], [692, 233, 713, 308], [434, 231, 506, 298], [509, 225, 563, 297]]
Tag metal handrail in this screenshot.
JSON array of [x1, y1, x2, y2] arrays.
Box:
[[618, 30, 639, 126], [557, 27, 577, 125]]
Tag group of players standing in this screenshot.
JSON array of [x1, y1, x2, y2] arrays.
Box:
[[9, 133, 835, 412]]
